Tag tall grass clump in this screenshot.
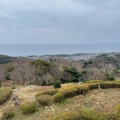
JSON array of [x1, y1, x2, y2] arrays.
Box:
[[2, 106, 16, 120], [49, 111, 80, 120], [20, 100, 38, 115], [49, 108, 117, 120], [36, 95, 53, 106], [0, 87, 12, 105]]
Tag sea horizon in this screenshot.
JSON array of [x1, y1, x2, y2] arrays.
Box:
[[0, 43, 120, 57]]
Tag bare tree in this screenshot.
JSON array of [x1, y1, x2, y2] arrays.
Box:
[[11, 62, 36, 85], [101, 63, 115, 76]]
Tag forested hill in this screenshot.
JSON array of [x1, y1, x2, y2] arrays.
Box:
[[90, 53, 120, 69], [0, 55, 18, 64], [0, 52, 120, 85]]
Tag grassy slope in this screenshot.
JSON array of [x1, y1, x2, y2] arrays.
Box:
[[0, 84, 120, 120]]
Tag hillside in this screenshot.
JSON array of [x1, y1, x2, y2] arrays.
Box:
[[0, 53, 120, 86], [0, 81, 120, 120], [0, 55, 17, 64]]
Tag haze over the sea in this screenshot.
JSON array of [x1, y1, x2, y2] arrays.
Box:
[[0, 0, 120, 56], [0, 43, 119, 57]]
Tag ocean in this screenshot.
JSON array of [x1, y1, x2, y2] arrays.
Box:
[[0, 43, 119, 57]]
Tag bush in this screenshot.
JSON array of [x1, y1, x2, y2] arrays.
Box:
[[116, 104, 120, 113], [49, 111, 80, 120], [100, 82, 120, 89], [2, 106, 16, 120], [116, 80, 120, 83], [74, 85, 89, 95], [53, 93, 64, 103], [87, 83, 100, 90], [87, 82, 120, 90], [20, 100, 38, 115], [11, 86, 16, 89], [42, 89, 59, 95], [36, 95, 53, 106], [86, 80, 103, 83], [78, 108, 109, 120], [58, 87, 77, 98], [53, 81, 61, 89], [108, 76, 115, 81], [35, 92, 43, 99], [106, 113, 119, 120], [35, 89, 58, 99], [0, 87, 13, 105], [49, 108, 114, 120]]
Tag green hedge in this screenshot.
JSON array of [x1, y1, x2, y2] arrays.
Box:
[[35, 89, 58, 99], [100, 82, 120, 89], [0, 87, 13, 105], [53, 93, 64, 103], [58, 87, 77, 98], [74, 85, 89, 95], [54, 82, 120, 99], [87, 83, 100, 90], [86, 80, 103, 83], [87, 82, 120, 90]]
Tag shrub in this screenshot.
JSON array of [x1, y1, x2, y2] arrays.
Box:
[[49, 111, 80, 120], [42, 89, 59, 95], [87, 82, 120, 90], [11, 86, 16, 89], [116, 80, 120, 83], [35, 89, 58, 99], [20, 100, 38, 115], [87, 83, 100, 90], [49, 108, 113, 120], [78, 108, 109, 120], [74, 85, 89, 95], [35, 92, 43, 98], [105, 113, 119, 120], [86, 80, 103, 83], [36, 95, 53, 106], [108, 76, 115, 81], [53, 93, 64, 103], [2, 106, 16, 120], [0, 87, 13, 105], [116, 104, 120, 113], [58, 87, 77, 98], [100, 82, 120, 89], [53, 81, 61, 89]]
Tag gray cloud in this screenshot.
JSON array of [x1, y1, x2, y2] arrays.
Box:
[[0, 0, 120, 44]]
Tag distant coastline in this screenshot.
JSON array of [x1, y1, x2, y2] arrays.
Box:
[[0, 43, 120, 57]]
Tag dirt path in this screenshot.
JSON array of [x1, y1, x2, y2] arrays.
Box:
[[0, 85, 53, 118]]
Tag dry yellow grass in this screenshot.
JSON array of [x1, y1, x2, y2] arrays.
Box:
[[0, 85, 53, 118], [0, 85, 120, 120]]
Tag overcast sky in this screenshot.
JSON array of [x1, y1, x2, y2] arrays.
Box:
[[0, 0, 120, 44]]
